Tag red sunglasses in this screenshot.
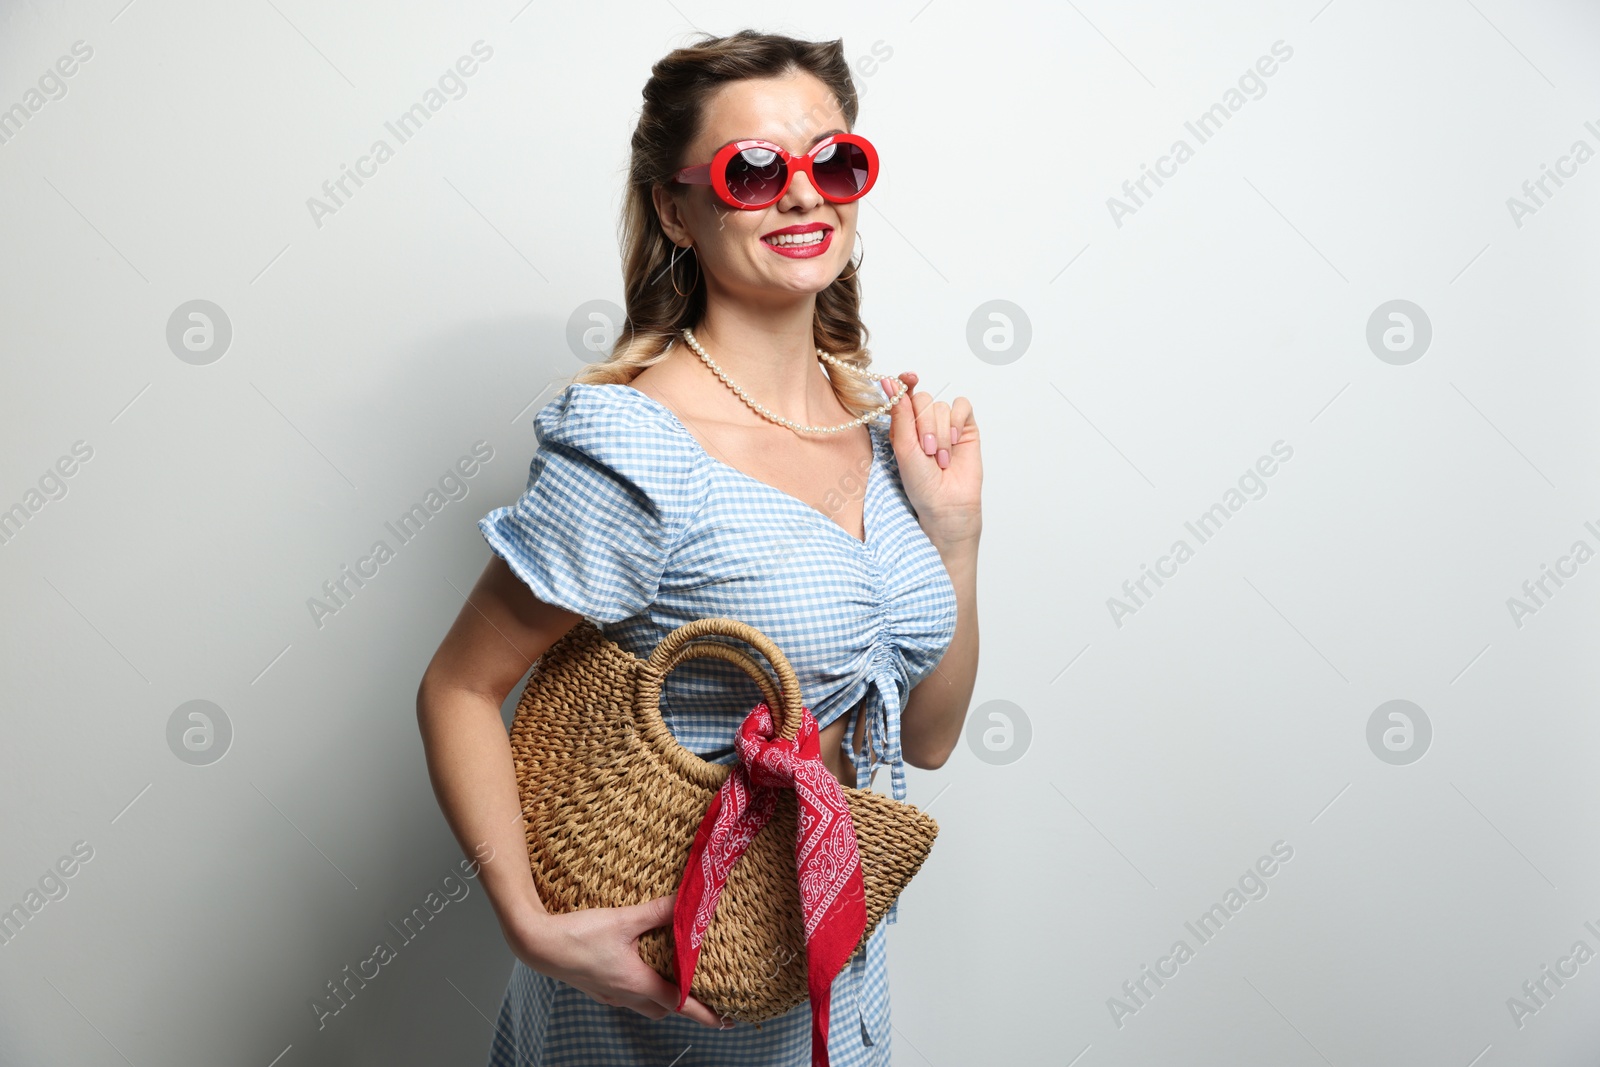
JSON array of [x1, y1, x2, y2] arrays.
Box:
[[672, 133, 879, 210]]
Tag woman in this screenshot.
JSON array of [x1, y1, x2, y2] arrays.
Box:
[[417, 29, 982, 1066]]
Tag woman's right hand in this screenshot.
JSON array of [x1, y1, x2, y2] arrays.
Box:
[[504, 891, 728, 1029]]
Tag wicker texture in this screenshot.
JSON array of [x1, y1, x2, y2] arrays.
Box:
[[509, 616, 940, 1023]]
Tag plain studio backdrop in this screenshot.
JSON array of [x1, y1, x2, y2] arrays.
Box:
[[3, 0, 1600, 1064]]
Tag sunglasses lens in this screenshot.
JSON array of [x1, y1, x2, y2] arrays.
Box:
[[724, 146, 786, 205], [812, 141, 871, 201]]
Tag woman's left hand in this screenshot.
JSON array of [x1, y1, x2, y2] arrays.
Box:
[[880, 372, 981, 550]]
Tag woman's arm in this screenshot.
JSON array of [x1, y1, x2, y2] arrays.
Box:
[[416, 555, 722, 1027], [900, 537, 980, 770], [877, 370, 982, 770], [416, 555, 565, 932]]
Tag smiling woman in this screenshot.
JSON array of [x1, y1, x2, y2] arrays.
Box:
[[416, 26, 982, 1067]]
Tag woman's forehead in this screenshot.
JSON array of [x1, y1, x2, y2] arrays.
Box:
[[696, 73, 846, 154]]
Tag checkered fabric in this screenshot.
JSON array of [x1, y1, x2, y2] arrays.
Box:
[[478, 382, 957, 1066]]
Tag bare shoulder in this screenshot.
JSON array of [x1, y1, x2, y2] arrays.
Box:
[[622, 363, 674, 407], [626, 356, 726, 427]]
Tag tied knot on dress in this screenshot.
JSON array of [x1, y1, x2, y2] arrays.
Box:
[[672, 701, 867, 1067]]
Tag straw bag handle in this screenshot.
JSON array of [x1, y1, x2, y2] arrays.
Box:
[[635, 617, 805, 743]]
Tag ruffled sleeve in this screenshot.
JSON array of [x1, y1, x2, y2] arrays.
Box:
[[478, 384, 707, 625]]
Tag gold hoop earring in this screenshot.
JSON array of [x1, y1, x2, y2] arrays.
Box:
[[837, 231, 864, 282], [669, 243, 700, 298]]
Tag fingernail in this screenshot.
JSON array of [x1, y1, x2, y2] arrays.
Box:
[[951, 425, 960, 444], [880, 376, 893, 399], [937, 447, 949, 468], [923, 433, 936, 455]]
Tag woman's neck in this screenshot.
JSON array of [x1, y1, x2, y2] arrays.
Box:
[[688, 297, 843, 425]]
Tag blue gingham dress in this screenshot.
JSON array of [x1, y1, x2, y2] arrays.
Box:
[[477, 381, 958, 1067]]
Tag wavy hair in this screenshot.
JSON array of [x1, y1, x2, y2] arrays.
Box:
[[567, 29, 881, 416]]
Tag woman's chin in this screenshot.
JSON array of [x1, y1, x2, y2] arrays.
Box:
[[752, 264, 843, 294]]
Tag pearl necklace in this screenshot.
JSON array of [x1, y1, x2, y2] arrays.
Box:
[[679, 326, 907, 436]]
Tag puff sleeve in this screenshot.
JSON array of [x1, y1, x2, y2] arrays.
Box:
[[477, 385, 707, 625]]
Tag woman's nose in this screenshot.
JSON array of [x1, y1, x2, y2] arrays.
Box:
[[780, 169, 823, 208]]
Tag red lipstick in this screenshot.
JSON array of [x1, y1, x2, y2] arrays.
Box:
[[760, 222, 833, 259]]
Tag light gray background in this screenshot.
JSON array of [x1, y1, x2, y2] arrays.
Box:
[[3, 1, 1598, 1064]]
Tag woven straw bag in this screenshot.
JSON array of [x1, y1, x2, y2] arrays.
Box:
[[508, 615, 941, 1024]]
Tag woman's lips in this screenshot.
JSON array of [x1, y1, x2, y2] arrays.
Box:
[[761, 229, 833, 259]]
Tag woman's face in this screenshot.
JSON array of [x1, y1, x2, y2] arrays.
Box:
[[655, 71, 858, 301]]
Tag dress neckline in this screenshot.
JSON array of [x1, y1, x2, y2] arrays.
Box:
[[582, 382, 882, 548]]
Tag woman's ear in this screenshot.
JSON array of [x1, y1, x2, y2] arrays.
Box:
[[651, 183, 689, 247]]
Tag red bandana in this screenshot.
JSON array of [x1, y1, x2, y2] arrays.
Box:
[[673, 701, 867, 1067]]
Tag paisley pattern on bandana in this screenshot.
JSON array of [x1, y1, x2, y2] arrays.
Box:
[[673, 702, 866, 1067]]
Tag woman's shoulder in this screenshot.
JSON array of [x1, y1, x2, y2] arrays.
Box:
[[536, 383, 700, 459], [529, 382, 709, 518]]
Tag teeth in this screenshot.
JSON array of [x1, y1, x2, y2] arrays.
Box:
[[764, 230, 828, 246]]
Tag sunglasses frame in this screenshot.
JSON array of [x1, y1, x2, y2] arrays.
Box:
[[671, 133, 879, 211]]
